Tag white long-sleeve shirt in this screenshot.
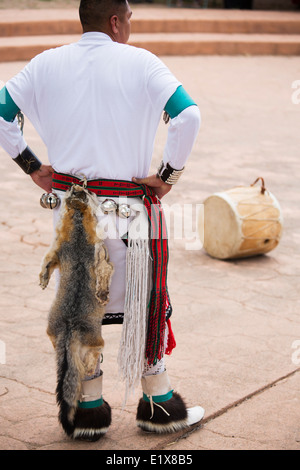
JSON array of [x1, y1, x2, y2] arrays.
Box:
[[1, 32, 200, 177], [0, 33, 201, 315]]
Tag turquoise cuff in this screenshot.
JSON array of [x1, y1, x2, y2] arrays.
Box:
[[143, 389, 174, 404], [0, 86, 20, 122], [77, 397, 104, 409], [164, 85, 197, 119]]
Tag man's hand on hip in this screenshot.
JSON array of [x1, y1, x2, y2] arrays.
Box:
[[30, 165, 54, 193], [132, 174, 172, 200]]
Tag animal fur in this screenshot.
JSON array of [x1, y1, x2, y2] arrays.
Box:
[[39, 184, 114, 438], [136, 392, 188, 434], [72, 400, 112, 441]]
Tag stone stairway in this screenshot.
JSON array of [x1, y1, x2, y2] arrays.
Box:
[[0, 6, 300, 61]]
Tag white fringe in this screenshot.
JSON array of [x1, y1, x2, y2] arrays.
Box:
[[117, 236, 151, 402]]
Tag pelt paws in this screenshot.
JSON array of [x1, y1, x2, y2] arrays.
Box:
[[39, 274, 49, 290], [95, 291, 109, 306]]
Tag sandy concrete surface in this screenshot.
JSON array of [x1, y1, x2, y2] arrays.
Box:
[[0, 52, 300, 451]]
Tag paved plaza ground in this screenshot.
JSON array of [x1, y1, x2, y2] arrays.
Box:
[[0, 7, 300, 452]]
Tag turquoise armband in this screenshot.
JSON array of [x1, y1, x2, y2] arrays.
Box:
[[164, 85, 196, 120], [0, 86, 20, 122]]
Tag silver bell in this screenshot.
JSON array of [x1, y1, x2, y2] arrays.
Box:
[[40, 192, 60, 210], [117, 203, 131, 219], [100, 198, 118, 214]]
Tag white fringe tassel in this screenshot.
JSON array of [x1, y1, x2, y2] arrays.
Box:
[[117, 237, 151, 402]]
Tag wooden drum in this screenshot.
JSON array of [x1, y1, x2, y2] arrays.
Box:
[[200, 178, 283, 260]]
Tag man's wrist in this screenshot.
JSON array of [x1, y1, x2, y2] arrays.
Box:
[[13, 146, 42, 174], [156, 160, 184, 185]]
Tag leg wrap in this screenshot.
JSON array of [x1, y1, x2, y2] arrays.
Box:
[[72, 373, 111, 441]]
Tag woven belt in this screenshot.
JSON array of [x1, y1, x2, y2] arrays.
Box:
[[52, 171, 154, 198], [52, 171, 175, 365]]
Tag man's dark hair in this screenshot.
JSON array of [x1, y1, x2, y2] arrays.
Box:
[[79, 0, 128, 30]]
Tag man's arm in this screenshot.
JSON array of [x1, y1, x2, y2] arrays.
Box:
[[0, 85, 53, 192], [133, 85, 201, 199]]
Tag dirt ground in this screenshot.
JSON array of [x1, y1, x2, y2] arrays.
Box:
[[1, 52, 300, 450]]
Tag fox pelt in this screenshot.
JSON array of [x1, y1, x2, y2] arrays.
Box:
[[39, 184, 114, 437]]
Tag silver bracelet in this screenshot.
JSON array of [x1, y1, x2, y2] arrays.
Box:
[[156, 161, 185, 185]]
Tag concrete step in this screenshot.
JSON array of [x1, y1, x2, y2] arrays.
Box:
[[0, 7, 299, 59], [1, 32, 300, 61], [131, 32, 300, 55], [1, 8, 300, 36]]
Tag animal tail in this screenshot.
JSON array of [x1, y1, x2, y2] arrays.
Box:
[[55, 330, 85, 437]]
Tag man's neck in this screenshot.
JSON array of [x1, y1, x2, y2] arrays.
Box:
[[82, 28, 116, 42]]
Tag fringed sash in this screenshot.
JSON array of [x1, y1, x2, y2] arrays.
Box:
[[52, 172, 176, 371]]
